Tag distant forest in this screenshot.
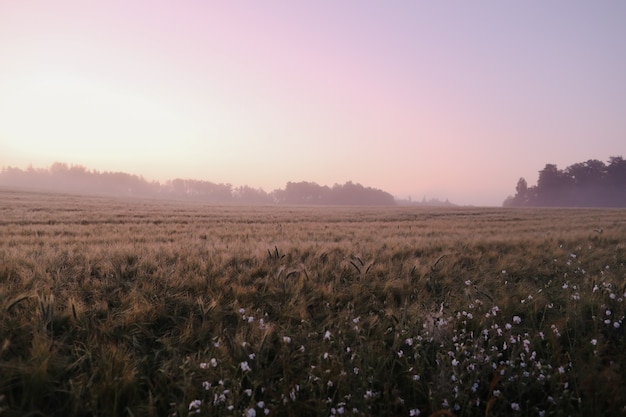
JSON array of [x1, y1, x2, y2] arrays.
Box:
[[0, 162, 400, 206], [504, 156, 626, 207]]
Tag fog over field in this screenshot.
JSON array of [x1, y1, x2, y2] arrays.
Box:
[[1, 2, 625, 206]]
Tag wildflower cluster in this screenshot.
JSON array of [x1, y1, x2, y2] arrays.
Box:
[[179, 242, 626, 417]]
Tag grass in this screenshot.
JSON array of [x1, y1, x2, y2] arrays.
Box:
[[0, 188, 625, 416]]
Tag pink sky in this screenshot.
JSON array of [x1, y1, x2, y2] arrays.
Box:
[[1, 1, 624, 205]]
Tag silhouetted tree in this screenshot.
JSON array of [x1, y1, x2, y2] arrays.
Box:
[[273, 181, 326, 204], [606, 156, 626, 206], [607, 156, 626, 184], [512, 177, 529, 206], [566, 160, 605, 186], [564, 160, 607, 206], [505, 156, 626, 207], [329, 181, 395, 205], [165, 179, 233, 202], [272, 181, 395, 205], [534, 164, 572, 206], [233, 186, 273, 204], [1, 163, 399, 206]]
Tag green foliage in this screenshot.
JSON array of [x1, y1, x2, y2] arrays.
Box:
[[0, 189, 625, 416]]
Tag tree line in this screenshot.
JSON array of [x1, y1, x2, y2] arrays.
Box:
[[504, 156, 626, 207], [0, 162, 396, 206]]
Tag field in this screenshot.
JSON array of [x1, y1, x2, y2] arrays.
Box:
[[1, 188, 625, 417]]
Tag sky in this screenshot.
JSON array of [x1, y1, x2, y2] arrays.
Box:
[[1, 1, 624, 206]]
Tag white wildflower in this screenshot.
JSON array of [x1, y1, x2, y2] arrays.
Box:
[[189, 400, 202, 413]]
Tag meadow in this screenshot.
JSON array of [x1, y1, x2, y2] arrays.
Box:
[[0, 188, 625, 417]]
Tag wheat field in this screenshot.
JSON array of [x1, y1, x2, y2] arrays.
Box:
[[0, 188, 624, 417]]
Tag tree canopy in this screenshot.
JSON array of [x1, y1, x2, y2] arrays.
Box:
[[0, 163, 396, 206], [504, 156, 626, 207]]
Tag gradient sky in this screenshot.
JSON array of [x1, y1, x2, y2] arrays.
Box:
[[1, 1, 625, 205]]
